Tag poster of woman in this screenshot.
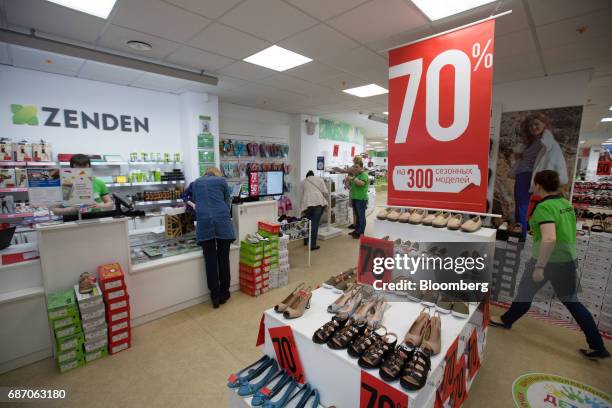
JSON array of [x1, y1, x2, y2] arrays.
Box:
[[493, 106, 583, 239]]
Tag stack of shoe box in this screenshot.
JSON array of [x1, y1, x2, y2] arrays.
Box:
[[277, 235, 289, 288], [98, 263, 131, 354], [74, 283, 108, 363], [47, 289, 85, 373], [239, 238, 269, 296], [259, 221, 283, 288]]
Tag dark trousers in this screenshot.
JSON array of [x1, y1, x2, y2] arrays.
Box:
[[201, 238, 232, 302], [501, 260, 605, 351], [513, 172, 532, 240], [304, 205, 323, 248], [352, 199, 368, 235]]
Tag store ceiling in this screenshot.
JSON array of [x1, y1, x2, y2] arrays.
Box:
[[1, 0, 612, 141]]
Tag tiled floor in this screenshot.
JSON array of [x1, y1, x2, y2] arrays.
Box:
[[1, 194, 610, 407]]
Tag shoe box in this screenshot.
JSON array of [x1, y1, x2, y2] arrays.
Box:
[[98, 263, 131, 355], [268, 267, 279, 289], [0, 242, 39, 266], [239, 281, 269, 296], [278, 249, 289, 265], [240, 240, 264, 256], [98, 262, 126, 292], [47, 289, 85, 373], [74, 283, 108, 361]]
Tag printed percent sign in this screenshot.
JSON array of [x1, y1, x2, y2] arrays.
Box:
[[391, 38, 494, 144]]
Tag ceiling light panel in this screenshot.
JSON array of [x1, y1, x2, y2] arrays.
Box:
[[243, 45, 312, 72], [343, 84, 388, 98], [411, 0, 496, 21], [601, 118, 612, 122], [45, 0, 117, 19]]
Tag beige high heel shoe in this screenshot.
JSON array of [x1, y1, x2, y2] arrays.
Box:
[[421, 312, 441, 355], [367, 298, 388, 329], [328, 284, 358, 314], [352, 297, 378, 325], [403, 308, 431, 348], [283, 287, 312, 319], [274, 282, 306, 313]]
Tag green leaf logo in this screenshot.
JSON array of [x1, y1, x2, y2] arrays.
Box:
[[11, 104, 39, 125]]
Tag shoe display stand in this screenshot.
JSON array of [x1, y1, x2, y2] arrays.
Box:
[[258, 288, 487, 408], [227, 388, 325, 408]]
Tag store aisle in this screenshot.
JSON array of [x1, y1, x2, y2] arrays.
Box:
[[1, 193, 610, 408]]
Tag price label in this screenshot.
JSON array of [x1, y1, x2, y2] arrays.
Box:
[[597, 160, 611, 176], [439, 337, 458, 402], [360, 370, 408, 408], [467, 327, 481, 380], [451, 355, 468, 408], [357, 236, 394, 285], [268, 326, 305, 383]]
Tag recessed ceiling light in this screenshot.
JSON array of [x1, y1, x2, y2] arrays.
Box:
[[383, 112, 388, 115], [243, 45, 312, 72], [343, 84, 388, 98], [579, 141, 585, 144], [126, 40, 152, 51], [45, 0, 117, 19], [609, 106, 612, 110], [411, 0, 496, 21], [601, 117, 612, 122]]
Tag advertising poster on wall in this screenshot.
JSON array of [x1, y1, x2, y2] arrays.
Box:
[[493, 106, 582, 237], [60, 168, 94, 205], [27, 167, 61, 206], [387, 20, 495, 213]]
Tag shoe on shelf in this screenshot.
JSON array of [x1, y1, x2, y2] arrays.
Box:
[[348, 326, 387, 358], [327, 318, 367, 350], [359, 332, 398, 369], [446, 213, 463, 230], [376, 207, 391, 220], [237, 359, 279, 396], [78, 272, 96, 294], [421, 291, 438, 307], [399, 348, 431, 391], [323, 268, 355, 289], [335, 290, 364, 321], [422, 211, 441, 226], [328, 285, 359, 313], [386, 208, 402, 222], [403, 308, 431, 348], [313, 316, 349, 344], [461, 216, 482, 233], [420, 312, 441, 356], [432, 212, 451, 228], [250, 371, 291, 406], [274, 283, 306, 313], [435, 295, 452, 314], [283, 287, 312, 319], [379, 345, 412, 382], [245, 234, 260, 244], [451, 301, 469, 319], [398, 209, 413, 223], [227, 355, 271, 388], [367, 298, 388, 329], [334, 275, 357, 293], [408, 209, 427, 224]]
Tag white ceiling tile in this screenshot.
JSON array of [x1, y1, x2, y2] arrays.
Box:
[[5, 0, 107, 43], [284, 0, 370, 20], [542, 34, 612, 66], [10, 45, 84, 76], [220, 0, 318, 43], [131, 72, 189, 92], [279, 24, 360, 61], [216, 76, 251, 90], [164, 0, 243, 19], [494, 0, 530, 36], [258, 74, 332, 97], [217, 61, 276, 81], [328, 0, 428, 44], [78, 60, 143, 85], [98, 25, 180, 60], [165, 46, 235, 72], [318, 72, 371, 91], [0, 43, 10, 65], [285, 61, 348, 83], [178, 81, 220, 93], [494, 29, 537, 58], [321, 46, 387, 74], [527, 0, 612, 26], [188, 23, 270, 60], [493, 67, 545, 84], [111, 0, 211, 43], [492, 51, 544, 83], [547, 55, 612, 77], [536, 8, 612, 50]]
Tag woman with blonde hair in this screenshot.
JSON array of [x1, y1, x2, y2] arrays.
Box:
[[182, 166, 236, 308]]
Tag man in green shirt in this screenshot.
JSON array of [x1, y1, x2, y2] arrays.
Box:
[[348, 160, 369, 239], [52, 154, 113, 215]]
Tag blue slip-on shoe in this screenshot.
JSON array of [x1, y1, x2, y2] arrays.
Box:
[[227, 355, 270, 388], [251, 372, 293, 406], [262, 378, 298, 408], [238, 360, 279, 396]]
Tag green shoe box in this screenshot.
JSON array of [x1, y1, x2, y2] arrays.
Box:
[[56, 332, 84, 353], [47, 289, 79, 321], [51, 314, 81, 331], [239, 247, 264, 260], [240, 241, 264, 255], [239, 255, 263, 267], [58, 356, 85, 373], [54, 323, 82, 341], [57, 348, 83, 364], [85, 347, 108, 363], [270, 261, 279, 269], [257, 230, 279, 241]]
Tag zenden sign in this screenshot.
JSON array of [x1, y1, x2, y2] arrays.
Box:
[[10, 104, 149, 133]]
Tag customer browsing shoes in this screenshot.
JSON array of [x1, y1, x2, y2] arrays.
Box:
[[300, 170, 328, 250]]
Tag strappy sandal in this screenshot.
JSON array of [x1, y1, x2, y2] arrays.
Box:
[[334, 275, 357, 293], [283, 287, 312, 319], [366, 297, 388, 329], [420, 312, 441, 356], [312, 316, 348, 344], [359, 333, 398, 369], [399, 348, 431, 391], [348, 326, 387, 358], [227, 355, 270, 388], [323, 268, 355, 289], [328, 285, 358, 314], [379, 345, 412, 382], [403, 308, 431, 348], [327, 319, 367, 350], [274, 283, 306, 313], [352, 297, 378, 325], [335, 290, 364, 321]]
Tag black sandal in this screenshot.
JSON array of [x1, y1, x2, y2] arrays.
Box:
[[312, 317, 348, 344], [359, 333, 398, 369], [327, 319, 366, 350], [379, 345, 412, 382], [348, 326, 386, 358], [399, 348, 431, 391]]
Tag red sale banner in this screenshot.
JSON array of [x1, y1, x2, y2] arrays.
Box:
[[268, 326, 305, 383], [333, 144, 340, 157], [360, 370, 408, 408], [249, 172, 259, 196], [388, 20, 495, 213]]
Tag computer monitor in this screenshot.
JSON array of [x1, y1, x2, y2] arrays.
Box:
[[248, 170, 284, 197]]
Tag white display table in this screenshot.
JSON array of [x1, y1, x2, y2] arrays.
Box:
[[260, 288, 487, 408]]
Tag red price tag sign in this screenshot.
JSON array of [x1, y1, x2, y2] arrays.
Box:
[[451, 355, 468, 408], [357, 236, 394, 285], [360, 370, 408, 408], [249, 172, 259, 196], [467, 327, 481, 380], [255, 314, 265, 347], [439, 337, 459, 402], [333, 144, 339, 157], [268, 326, 305, 383], [480, 298, 490, 328], [597, 160, 611, 176], [387, 20, 495, 213]]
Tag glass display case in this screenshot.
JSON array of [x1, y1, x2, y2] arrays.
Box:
[[129, 229, 200, 265]]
